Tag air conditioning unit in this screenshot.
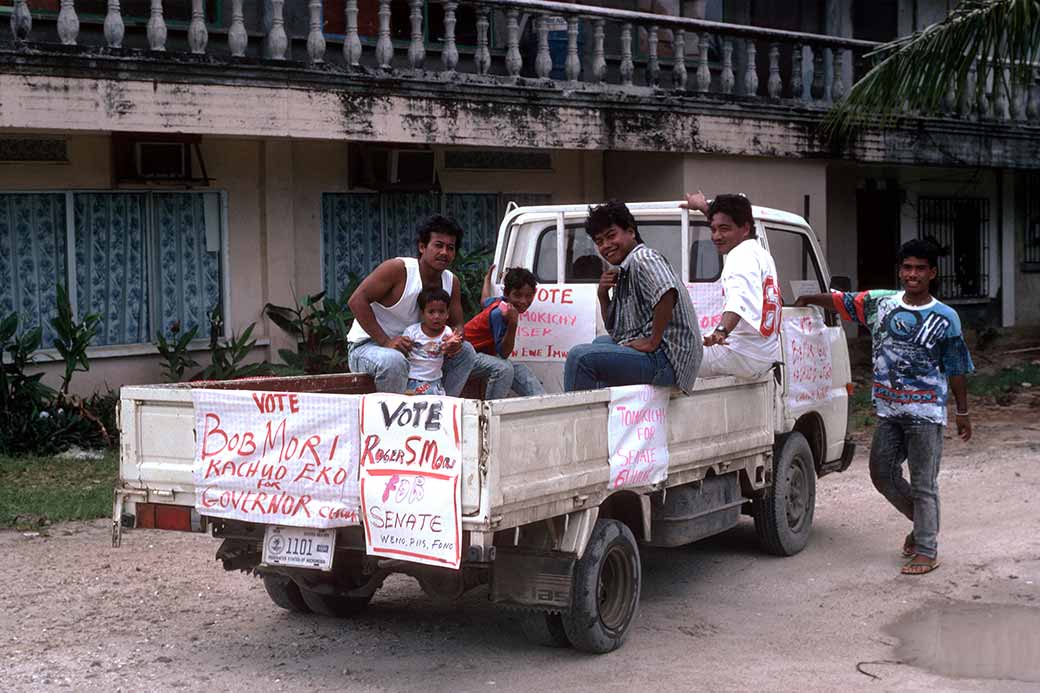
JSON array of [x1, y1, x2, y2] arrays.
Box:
[[134, 141, 190, 179], [355, 146, 435, 190]]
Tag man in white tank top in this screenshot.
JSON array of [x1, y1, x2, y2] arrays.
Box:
[[346, 215, 478, 395]]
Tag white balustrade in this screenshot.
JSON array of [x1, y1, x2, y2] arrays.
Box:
[[308, 0, 326, 63], [696, 32, 710, 92], [646, 25, 660, 87], [105, 0, 124, 48], [10, 0, 31, 41], [673, 29, 687, 90], [565, 16, 580, 83], [267, 0, 288, 60], [375, 0, 393, 68], [58, 0, 80, 46], [791, 44, 803, 99], [620, 23, 634, 86], [147, 0, 166, 51], [767, 44, 781, 98], [189, 0, 208, 55], [591, 19, 607, 84], [832, 48, 846, 101], [408, 0, 425, 69], [475, 5, 491, 75], [442, 2, 459, 72], [505, 8, 522, 77], [535, 16, 552, 79], [344, 0, 362, 66], [720, 39, 734, 95], [229, 0, 248, 57], [744, 42, 758, 96]]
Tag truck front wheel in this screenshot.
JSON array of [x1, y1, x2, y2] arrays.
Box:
[[562, 519, 641, 654], [752, 432, 816, 556], [261, 574, 312, 614]]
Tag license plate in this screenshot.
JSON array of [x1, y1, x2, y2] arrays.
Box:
[[262, 526, 336, 571]]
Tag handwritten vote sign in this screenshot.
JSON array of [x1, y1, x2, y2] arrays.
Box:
[[607, 385, 671, 490], [192, 390, 361, 528], [782, 312, 834, 403], [687, 282, 725, 333], [359, 394, 463, 569], [511, 284, 597, 362]]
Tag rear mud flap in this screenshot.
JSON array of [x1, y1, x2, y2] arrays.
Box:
[[490, 547, 575, 612]]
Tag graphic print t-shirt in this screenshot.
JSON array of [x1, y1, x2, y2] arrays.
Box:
[[832, 290, 974, 424], [403, 323, 453, 382], [720, 239, 782, 364]]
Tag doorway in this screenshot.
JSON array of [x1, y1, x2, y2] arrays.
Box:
[[856, 188, 902, 291]]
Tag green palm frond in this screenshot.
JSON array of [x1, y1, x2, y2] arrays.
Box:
[[824, 0, 1040, 142]]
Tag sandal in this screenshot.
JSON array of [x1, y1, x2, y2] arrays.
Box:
[[901, 532, 916, 558], [901, 554, 941, 575]]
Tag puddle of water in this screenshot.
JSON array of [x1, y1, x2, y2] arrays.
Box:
[[886, 603, 1040, 683]]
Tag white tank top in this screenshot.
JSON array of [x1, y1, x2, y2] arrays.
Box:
[[346, 257, 455, 344]]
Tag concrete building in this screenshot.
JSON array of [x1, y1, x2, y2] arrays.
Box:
[[0, 0, 1037, 394]]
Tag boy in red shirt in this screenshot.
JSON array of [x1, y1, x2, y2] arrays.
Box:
[[464, 266, 546, 399]]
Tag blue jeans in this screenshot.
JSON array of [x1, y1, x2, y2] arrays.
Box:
[[564, 335, 676, 392], [348, 339, 476, 396], [473, 353, 546, 399], [869, 416, 945, 559]]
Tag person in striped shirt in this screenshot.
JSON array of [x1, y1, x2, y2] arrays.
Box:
[[564, 201, 703, 394]]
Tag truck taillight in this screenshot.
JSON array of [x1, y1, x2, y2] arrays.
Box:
[[135, 503, 206, 533], [846, 383, 854, 396]]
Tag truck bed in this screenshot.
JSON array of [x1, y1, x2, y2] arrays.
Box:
[[116, 374, 774, 540]]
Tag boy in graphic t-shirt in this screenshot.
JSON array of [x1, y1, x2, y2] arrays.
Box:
[[681, 191, 781, 378], [402, 288, 458, 396], [796, 238, 974, 576]]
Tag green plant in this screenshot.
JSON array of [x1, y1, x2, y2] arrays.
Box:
[[453, 247, 495, 318], [50, 284, 101, 396], [194, 308, 268, 381], [264, 277, 360, 375], [156, 321, 200, 382], [82, 389, 120, 449]]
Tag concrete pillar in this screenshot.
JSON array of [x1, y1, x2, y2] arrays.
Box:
[[259, 139, 298, 361], [1001, 170, 1016, 326]]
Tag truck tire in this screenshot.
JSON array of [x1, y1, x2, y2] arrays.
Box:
[[520, 612, 571, 648], [561, 519, 641, 654], [297, 586, 372, 618], [752, 432, 816, 556], [262, 574, 312, 614]]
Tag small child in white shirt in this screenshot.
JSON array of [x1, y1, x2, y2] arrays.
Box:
[[403, 287, 457, 396]]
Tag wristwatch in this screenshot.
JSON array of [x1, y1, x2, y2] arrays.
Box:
[[714, 325, 730, 337]]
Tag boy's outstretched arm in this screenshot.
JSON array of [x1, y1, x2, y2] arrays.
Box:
[[793, 293, 838, 310], [481, 264, 496, 303]]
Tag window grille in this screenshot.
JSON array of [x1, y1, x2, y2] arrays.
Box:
[[917, 197, 990, 300], [1025, 172, 1040, 271]]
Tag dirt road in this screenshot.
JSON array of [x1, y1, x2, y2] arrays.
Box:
[[2, 410, 1039, 692]]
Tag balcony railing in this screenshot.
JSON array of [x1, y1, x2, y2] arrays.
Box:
[[4, 0, 1040, 124]]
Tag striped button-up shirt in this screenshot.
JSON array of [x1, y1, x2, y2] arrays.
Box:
[[606, 244, 703, 394]]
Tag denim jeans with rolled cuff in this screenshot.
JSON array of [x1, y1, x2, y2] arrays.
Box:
[[563, 335, 676, 392], [472, 353, 547, 399], [869, 416, 945, 559]]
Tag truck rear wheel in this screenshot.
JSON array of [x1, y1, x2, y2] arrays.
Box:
[[297, 586, 372, 618], [520, 612, 571, 648], [262, 574, 312, 614], [752, 432, 816, 556], [562, 519, 641, 654]]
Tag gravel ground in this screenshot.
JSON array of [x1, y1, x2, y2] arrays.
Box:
[[2, 407, 1039, 692]]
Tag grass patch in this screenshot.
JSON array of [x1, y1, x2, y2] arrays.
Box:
[[968, 363, 1040, 399], [0, 451, 117, 528]]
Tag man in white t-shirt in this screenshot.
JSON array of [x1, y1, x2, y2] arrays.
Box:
[[681, 192, 781, 378]]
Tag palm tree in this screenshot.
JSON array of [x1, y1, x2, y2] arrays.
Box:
[[824, 0, 1040, 141]]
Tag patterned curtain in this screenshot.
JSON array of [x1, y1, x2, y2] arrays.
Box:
[[321, 193, 381, 300], [73, 193, 150, 346], [154, 193, 222, 340], [0, 194, 68, 346], [444, 193, 500, 255], [381, 192, 440, 259]]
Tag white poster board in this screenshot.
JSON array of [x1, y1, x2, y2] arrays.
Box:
[[687, 281, 725, 334], [607, 385, 671, 489], [358, 394, 464, 569], [511, 284, 598, 362], [192, 390, 361, 528], [782, 313, 834, 404]]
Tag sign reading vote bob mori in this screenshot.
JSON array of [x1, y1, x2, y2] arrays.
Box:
[[359, 394, 464, 569], [191, 390, 361, 528]]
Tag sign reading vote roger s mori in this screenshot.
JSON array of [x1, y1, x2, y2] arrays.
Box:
[[358, 394, 464, 569], [191, 389, 361, 528]]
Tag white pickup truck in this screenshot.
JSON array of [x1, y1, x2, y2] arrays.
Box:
[[114, 201, 855, 654]]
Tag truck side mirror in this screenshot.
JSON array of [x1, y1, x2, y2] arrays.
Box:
[[829, 275, 851, 292]]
